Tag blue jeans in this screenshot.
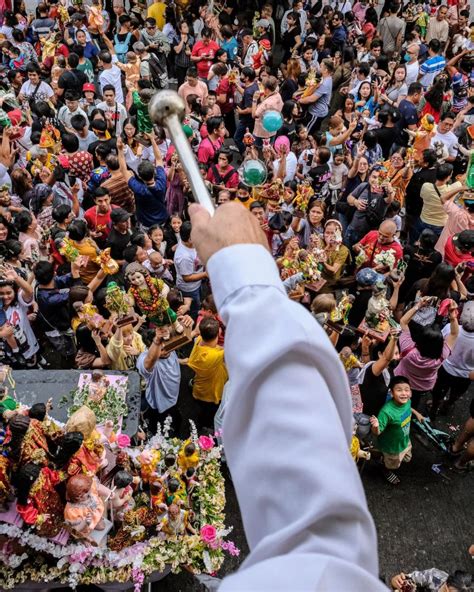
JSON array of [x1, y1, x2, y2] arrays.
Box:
[[234, 119, 253, 154], [181, 286, 201, 320], [419, 220, 443, 238]]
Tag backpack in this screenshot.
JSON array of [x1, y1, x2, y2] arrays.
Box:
[[114, 32, 132, 63], [142, 53, 167, 89]]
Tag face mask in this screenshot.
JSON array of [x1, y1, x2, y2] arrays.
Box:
[[403, 53, 411, 62]]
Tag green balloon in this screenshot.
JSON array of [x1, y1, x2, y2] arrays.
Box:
[[242, 159, 267, 187]]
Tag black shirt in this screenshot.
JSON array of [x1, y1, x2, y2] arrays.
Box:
[[375, 126, 395, 160], [360, 363, 390, 417], [58, 69, 88, 94], [106, 227, 132, 260], [405, 167, 437, 217], [393, 98, 419, 146], [239, 81, 259, 126]]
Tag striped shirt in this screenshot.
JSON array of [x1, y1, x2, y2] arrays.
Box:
[[419, 55, 446, 88]]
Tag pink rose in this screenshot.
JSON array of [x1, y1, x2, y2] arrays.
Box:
[[117, 434, 131, 449], [200, 524, 217, 544], [198, 435, 214, 451]]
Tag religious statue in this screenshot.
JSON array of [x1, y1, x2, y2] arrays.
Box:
[[86, 370, 110, 404], [158, 503, 195, 537], [111, 471, 135, 522], [365, 281, 392, 333], [104, 281, 136, 326], [65, 406, 107, 476], [95, 248, 120, 275], [64, 474, 106, 541], [125, 263, 183, 339], [177, 441, 200, 472]]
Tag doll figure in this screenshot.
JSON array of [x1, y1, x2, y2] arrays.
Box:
[[177, 441, 200, 472], [132, 88, 154, 136], [88, 0, 105, 33], [365, 281, 391, 332], [95, 248, 120, 275], [294, 180, 315, 214], [138, 449, 161, 484], [7, 415, 53, 469], [165, 477, 187, 507], [150, 475, 167, 513], [330, 292, 355, 324], [73, 302, 106, 333], [65, 406, 107, 475], [64, 474, 106, 540], [252, 39, 271, 71], [125, 263, 183, 339], [111, 470, 135, 522], [405, 114, 436, 162], [158, 503, 195, 537], [14, 463, 65, 537], [339, 346, 364, 413], [350, 424, 371, 463], [86, 370, 110, 404]]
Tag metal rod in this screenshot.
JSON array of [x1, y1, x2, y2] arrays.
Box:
[[148, 89, 215, 217]]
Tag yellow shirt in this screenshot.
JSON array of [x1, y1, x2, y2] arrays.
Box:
[[420, 181, 462, 227], [188, 337, 228, 404], [147, 1, 166, 29], [70, 238, 101, 284], [106, 331, 146, 370]]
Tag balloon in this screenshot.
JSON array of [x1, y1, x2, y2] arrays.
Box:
[[262, 110, 283, 133], [242, 159, 267, 187]]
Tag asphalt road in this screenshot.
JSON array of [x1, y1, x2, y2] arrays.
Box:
[[154, 371, 473, 591]]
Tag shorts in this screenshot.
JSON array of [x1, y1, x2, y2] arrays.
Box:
[[383, 442, 412, 470]]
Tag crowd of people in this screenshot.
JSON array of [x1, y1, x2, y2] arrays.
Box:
[[0, 0, 473, 588]]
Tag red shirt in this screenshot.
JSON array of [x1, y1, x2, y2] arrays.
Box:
[[216, 77, 236, 114], [444, 235, 474, 279], [206, 164, 239, 189], [84, 205, 119, 242], [197, 136, 223, 165], [191, 40, 220, 79], [358, 230, 403, 268]]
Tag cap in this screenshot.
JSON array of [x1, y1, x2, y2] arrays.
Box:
[[7, 109, 22, 126], [111, 208, 131, 224], [132, 41, 146, 53], [259, 39, 272, 50], [460, 301, 474, 332], [453, 229, 474, 252], [255, 18, 270, 28], [355, 267, 385, 287], [82, 82, 96, 93]]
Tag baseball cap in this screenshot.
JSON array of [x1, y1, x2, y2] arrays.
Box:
[[132, 41, 146, 53], [356, 267, 385, 287], [82, 82, 96, 93], [453, 230, 474, 252], [7, 109, 22, 126], [111, 208, 131, 224], [255, 18, 270, 28], [460, 301, 474, 331]]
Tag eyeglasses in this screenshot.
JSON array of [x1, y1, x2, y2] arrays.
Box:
[[147, 25, 156, 29]]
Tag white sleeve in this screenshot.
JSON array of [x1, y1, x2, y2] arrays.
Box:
[[208, 244, 383, 591]]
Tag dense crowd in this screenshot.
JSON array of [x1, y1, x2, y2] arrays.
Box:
[[0, 0, 473, 588]]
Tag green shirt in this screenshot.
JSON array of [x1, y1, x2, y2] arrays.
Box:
[[132, 91, 153, 133], [77, 59, 94, 83], [377, 399, 411, 454]]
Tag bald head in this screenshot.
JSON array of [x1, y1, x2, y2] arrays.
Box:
[[406, 44, 419, 63], [378, 220, 397, 244]]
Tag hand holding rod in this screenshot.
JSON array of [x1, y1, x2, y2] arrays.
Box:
[[148, 89, 215, 217]]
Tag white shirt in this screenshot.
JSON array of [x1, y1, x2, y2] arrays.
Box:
[[442, 324, 474, 378], [206, 244, 382, 591], [96, 100, 128, 135], [57, 106, 88, 129], [19, 80, 54, 102], [405, 60, 420, 86], [174, 242, 203, 293], [98, 61, 124, 104], [430, 130, 458, 158], [272, 151, 298, 182]]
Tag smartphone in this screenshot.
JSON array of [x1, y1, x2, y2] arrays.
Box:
[[307, 153, 314, 166]]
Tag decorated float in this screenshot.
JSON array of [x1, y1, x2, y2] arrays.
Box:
[[0, 367, 237, 591]]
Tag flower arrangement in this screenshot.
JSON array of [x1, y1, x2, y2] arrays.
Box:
[[0, 425, 237, 589], [63, 380, 128, 429], [373, 248, 397, 270]]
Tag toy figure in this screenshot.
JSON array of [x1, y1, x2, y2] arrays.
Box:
[[64, 474, 106, 541], [125, 263, 183, 339], [86, 371, 110, 404], [252, 39, 271, 71], [104, 282, 135, 326], [365, 281, 392, 332], [165, 477, 187, 506], [158, 503, 195, 537], [14, 463, 65, 537], [350, 427, 371, 463], [405, 114, 436, 162], [293, 180, 315, 213], [65, 406, 107, 475], [150, 475, 167, 513], [59, 237, 80, 262], [111, 471, 135, 522], [95, 248, 120, 275], [73, 302, 106, 332], [132, 89, 154, 136], [138, 448, 161, 484], [243, 128, 255, 147], [177, 441, 200, 471], [330, 292, 355, 324], [88, 0, 105, 34]]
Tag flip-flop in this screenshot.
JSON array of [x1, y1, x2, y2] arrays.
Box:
[[384, 470, 400, 485]]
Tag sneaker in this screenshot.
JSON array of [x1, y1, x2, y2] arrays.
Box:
[[383, 469, 400, 485]]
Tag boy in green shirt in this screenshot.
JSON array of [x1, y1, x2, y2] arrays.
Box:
[[370, 376, 425, 485]]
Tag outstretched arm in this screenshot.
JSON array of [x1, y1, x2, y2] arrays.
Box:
[[189, 202, 382, 591]]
